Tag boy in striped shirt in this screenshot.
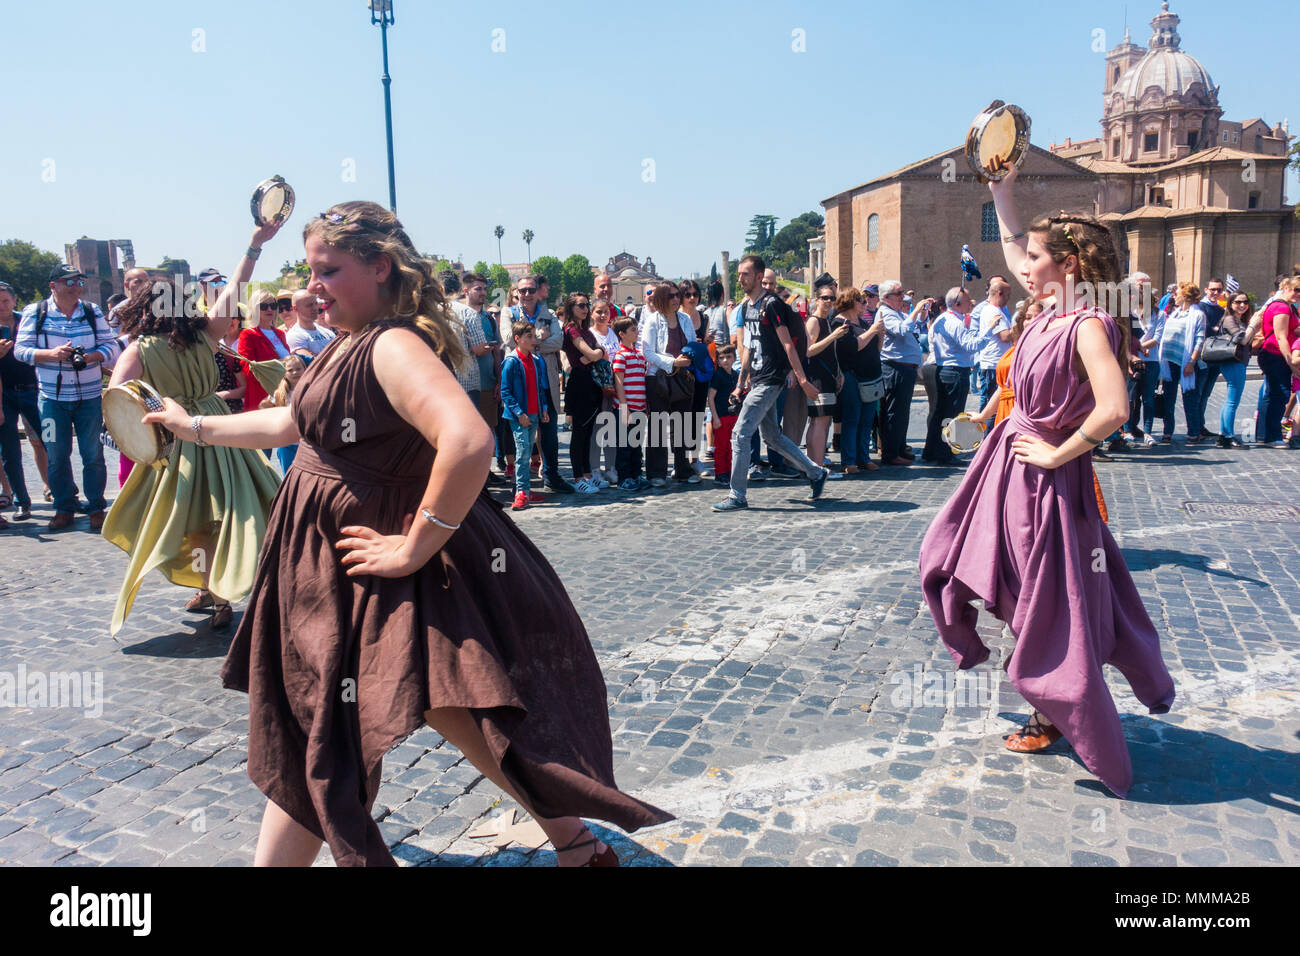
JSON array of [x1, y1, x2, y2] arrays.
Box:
[[612, 317, 648, 491]]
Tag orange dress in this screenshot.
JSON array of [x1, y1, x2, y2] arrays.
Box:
[[995, 346, 1108, 523]]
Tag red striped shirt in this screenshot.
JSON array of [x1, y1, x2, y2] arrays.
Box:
[[613, 345, 647, 411]]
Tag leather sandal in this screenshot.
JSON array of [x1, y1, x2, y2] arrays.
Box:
[[1004, 711, 1062, 753], [210, 603, 234, 630], [184, 590, 215, 612], [555, 827, 619, 867]]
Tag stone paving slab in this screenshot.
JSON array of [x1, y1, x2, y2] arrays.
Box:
[[1, 390, 1297, 866]]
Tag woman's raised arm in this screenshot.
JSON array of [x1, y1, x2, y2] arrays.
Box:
[[988, 166, 1030, 295]]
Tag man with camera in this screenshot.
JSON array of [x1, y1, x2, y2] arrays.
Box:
[[14, 264, 119, 531]]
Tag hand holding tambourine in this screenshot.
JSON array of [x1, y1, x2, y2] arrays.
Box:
[[140, 396, 199, 443]]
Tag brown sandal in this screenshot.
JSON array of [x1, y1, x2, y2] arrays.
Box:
[[184, 589, 215, 612], [1004, 711, 1062, 753], [555, 828, 619, 867], [210, 603, 233, 630]]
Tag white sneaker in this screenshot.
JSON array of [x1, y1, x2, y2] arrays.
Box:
[[1142, 434, 1157, 447], [590, 476, 610, 489], [573, 478, 598, 494], [601, 469, 618, 485], [691, 460, 706, 475]]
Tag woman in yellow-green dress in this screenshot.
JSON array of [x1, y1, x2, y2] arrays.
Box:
[[103, 223, 284, 634]]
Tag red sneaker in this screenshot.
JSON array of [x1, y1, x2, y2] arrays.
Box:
[[511, 491, 528, 511], [504, 464, 515, 479], [527, 491, 545, 503]]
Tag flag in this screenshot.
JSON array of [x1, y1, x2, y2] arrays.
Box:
[[1225, 274, 1239, 294]]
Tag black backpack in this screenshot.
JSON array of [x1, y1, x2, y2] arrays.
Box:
[[35, 299, 100, 342]]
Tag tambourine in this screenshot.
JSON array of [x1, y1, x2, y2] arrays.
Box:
[[942, 413, 987, 454], [964, 101, 1031, 183], [251, 175, 295, 226], [103, 380, 175, 467]]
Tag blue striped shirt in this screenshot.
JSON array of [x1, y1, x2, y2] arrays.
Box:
[[14, 298, 119, 401]]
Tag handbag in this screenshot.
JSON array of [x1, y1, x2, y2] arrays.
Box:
[[857, 376, 885, 403], [650, 367, 695, 405], [590, 358, 617, 397], [1202, 329, 1244, 364]]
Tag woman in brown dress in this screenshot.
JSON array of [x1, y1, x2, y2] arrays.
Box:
[[146, 201, 671, 866]]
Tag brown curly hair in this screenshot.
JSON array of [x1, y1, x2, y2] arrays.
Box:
[[112, 280, 209, 352], [303, 201, 466, 370], [1027, 211, 1128, 362]]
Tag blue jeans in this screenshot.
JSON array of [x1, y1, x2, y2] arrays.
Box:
[[838, 371, 877, 469], [507, 418, 538, 493], [1213, 360, 1247, 438], [1, 387, 43, 508], [41, 394, 107, 515], [1140, 360, 1161, 433], [977, 367, 999, 414], [880, 361, 918, 461], [728, 382, 821, 500], [1257, 351, 1293, 442]]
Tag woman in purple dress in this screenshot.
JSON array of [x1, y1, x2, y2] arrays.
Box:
[[918, 165, 1175, 798]]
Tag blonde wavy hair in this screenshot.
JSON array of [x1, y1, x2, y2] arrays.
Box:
[[303, 201, 466, 369]]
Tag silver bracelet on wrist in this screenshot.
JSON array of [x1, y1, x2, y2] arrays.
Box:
[[191, 415, 207, 446], [1077, 427, 1103, 446], [421, 509, 460, 531]]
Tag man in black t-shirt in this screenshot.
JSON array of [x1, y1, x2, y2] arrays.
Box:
[[713, 256, 829, 512]]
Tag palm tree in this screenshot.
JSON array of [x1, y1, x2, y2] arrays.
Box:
[[522, 229, 534, 266], [493, 225, 504, 265]]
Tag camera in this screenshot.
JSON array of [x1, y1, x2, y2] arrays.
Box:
[[69, 346, 87, 371]]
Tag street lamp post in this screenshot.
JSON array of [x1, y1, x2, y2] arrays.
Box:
[[370, 0, 397, 213]]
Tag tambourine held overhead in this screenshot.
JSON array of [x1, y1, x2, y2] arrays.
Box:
[[251, 175, 295, 226], [964, 100, 1031, 183]]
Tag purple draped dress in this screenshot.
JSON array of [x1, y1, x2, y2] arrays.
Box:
[[919, 307, 1175, 797]]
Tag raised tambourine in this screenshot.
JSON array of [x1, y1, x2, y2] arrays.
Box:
[[942, 413, 987, 454], [103, 380, 175, 467], [251, 175, 295, 226], [964, 101, 1031, 183]]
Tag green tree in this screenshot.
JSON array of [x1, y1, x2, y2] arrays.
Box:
[[531, 256, 564, 306], [472, 260, 491, 279], [561, 254, 594, 299], [0, 239, 62, 305], [487, 264, 512, 307], [744, 214, 778, 254]]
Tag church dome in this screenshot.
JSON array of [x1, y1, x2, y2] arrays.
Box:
[[1114, 47, 1214, 101]]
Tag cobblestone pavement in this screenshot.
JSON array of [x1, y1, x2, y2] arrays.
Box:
[[1, 387, 1297, 867]]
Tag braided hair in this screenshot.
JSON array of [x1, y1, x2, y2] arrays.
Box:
[[303, 201, 467, 370], [1027, 210, 1129, 363]]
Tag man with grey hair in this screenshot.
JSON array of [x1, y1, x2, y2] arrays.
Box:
[[877, 280, 933, 465], [285, 290, 335, 356], [972, 276, 1014, 411], [921, 286, 989, 465]]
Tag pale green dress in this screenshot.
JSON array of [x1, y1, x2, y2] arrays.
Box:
[[103, 333, 282, 635]]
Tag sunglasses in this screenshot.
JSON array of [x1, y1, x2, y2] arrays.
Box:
[[277, 301, 294, 311], [817, 295, 834, 301], [259, 302, 278, 311], [518, 287, 538, 294], [60, 279, 85, 288], [683, 291, 699, 298]]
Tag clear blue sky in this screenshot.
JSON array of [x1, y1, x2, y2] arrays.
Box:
[[2, 0, 1294, 282]]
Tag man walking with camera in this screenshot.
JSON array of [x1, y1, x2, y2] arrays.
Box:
[[14, 264, 119, 531]]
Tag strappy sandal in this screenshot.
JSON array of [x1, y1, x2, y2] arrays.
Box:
[[0, 493, 12, 508], [554, 827, 619, 867], [184, 589, 214, 612], [210, 603, 233, 630], [1004, 711, 1063, 753]]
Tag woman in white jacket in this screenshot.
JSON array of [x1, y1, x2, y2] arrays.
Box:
[[638, 284, 698, 487]]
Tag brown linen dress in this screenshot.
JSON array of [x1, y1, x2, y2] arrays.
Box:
[[221, 319, 672, 866]]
